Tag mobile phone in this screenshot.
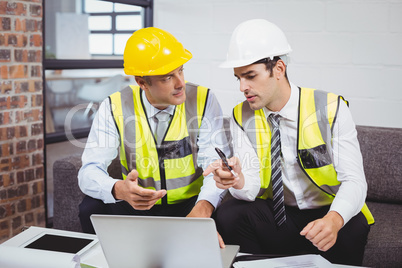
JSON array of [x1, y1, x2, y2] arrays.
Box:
[[215, 147, 237, 177]]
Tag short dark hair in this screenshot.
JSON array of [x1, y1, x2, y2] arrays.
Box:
[[136, 76, 152, 86], [253, 56, 288, 81]]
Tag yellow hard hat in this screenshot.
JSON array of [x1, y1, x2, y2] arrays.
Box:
[[123, 27, 192, 76]]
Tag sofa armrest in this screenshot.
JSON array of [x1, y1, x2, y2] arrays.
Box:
[[53, 154, 84, 232], [52, 154, 122, 232]]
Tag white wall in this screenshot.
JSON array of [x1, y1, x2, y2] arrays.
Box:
[[154, 0, 402, 128]]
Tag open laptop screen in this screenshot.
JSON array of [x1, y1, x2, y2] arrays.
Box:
[[91, 215, 239, 268]]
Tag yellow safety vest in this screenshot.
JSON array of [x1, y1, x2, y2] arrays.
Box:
[[109, 82, 209, 205], [233, 87, 374, 225]]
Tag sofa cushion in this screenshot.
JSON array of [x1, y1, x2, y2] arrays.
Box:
[[363, 201, 402, 267], [357, 126, 402, 203]]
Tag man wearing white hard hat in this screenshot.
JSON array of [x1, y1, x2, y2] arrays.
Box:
[[204, 19, 373, 265]]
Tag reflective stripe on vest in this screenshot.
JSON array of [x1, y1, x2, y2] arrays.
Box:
[[297, 88, 340, 188], [233, 101, 272, 199], [233, 87, 374, 225], [109, 82, 209, 204]]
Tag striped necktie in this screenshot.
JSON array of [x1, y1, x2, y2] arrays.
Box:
[[269, 113, 286, 227]]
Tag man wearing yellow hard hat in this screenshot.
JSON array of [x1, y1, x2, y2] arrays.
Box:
[[78, 27, 229, 242], [204, 19, 373, 265]]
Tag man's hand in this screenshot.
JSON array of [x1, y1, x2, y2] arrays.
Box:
[[112, 169, 166, 210], [186, 200, 226, 249], [217, 231, 225, 249], [203, 157, 244, 190], [300, 211, 344, 251]]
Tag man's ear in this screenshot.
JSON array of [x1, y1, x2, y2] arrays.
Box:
[[135, 76, 148, 90], [274, 60, 286, 79]]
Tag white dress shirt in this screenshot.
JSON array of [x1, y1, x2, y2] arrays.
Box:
[[78, 87, 229, 209], [229, 82, 367, 225]]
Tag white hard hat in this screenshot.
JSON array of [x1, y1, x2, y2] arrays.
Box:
[[220, 19, 292, 68]]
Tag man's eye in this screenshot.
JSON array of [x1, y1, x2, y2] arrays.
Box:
[[247, 75, 256, 80]]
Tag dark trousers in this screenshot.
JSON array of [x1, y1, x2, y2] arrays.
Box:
[[79, 195, 198, 234], [213, 198, 370, 266]]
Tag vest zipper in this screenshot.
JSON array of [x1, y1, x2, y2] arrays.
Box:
[[158, 151, 168, 206]]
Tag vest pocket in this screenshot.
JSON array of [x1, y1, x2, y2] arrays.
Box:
[[298, 144, 332, 169]]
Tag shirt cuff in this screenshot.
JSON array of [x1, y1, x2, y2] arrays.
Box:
[[329, 198, 357, 226], [229, 186, 257, 201], [228, 173, 259, 201], [101, 179, 120, 204]]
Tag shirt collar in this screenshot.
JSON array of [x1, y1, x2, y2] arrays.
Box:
[[263, 82, 299, 122], [141, 89, 175, 119]]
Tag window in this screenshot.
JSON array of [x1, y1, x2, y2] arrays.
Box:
[[43, 0, 153, 143], [84, 0, 144, 57]]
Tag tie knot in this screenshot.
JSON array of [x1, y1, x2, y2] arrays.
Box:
[[155, 111, 171, 122], [269, 113, 281, 127]]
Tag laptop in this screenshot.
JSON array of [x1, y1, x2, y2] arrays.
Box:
[[90, 214, 240, 268]]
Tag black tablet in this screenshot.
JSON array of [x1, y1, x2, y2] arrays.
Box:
[[23, 233, 97, 254]]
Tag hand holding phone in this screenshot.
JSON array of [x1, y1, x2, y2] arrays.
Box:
[[215, 148, 237, 177]]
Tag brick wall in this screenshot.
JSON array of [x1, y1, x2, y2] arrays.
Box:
[[0, 0, 44, 243]]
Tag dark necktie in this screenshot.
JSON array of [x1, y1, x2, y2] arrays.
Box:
[[154, 111, 170, 145], [268, 113, 286, 226]]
